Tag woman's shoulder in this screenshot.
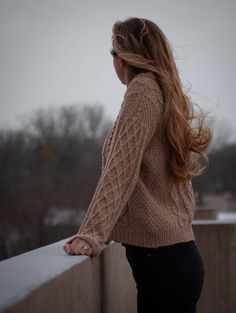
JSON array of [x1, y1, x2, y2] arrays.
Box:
[[124, 71, 163, 103]]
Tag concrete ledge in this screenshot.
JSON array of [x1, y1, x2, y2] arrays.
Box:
[[193, 219, 236, 224], [194, 207, 218, 219], [0, 239, 102, 313], [0, 238, 135, 313]]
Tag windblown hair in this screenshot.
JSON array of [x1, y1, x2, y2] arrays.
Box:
[[111, 17, 213, 183]]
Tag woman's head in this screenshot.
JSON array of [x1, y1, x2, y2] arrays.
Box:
[[111, 17, 213, 182], [111, 17, 175, 80]]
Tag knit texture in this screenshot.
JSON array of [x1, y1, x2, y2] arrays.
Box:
[[65, 71, 196, 257]]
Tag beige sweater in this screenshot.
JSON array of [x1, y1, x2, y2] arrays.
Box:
[[65, 71, 196, 257]]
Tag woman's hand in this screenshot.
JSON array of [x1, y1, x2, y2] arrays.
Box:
[[63, 237, 93, 256]]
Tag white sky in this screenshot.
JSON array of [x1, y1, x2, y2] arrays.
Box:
[[0, 0, 235, 136]]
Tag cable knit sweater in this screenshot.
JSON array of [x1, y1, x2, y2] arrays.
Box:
[[65, 71, 196, 257]]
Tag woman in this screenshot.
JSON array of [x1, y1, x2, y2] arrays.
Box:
[[63, 17, 213, 312]]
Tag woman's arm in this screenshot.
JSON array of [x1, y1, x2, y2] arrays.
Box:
[[65, 90, 160, 256]]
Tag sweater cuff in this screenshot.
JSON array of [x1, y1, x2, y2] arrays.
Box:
[[65, 233, 103, 257]]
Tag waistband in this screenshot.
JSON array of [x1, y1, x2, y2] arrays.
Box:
[[122, 240, 196, 253]]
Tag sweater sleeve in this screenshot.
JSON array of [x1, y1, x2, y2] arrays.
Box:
[[65, 92, 159, 256]]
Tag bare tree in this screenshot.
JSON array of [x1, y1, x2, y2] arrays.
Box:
[[0, 102, 113, 260]]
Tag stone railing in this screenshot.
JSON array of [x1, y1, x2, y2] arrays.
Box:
[[0, 220, 236, 313]]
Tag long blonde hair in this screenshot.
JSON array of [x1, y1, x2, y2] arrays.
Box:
[[111, 17, 213, 183]]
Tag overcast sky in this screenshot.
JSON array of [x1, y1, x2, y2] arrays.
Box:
[[0, 0, 235, 137]]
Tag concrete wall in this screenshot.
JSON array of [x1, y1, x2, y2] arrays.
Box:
[[0, 237, 135, 313], [0, 221, 236, 313], [193, 220, 236, 313]]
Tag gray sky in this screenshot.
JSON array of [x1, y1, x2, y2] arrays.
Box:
[[0, 0, 236, 137]]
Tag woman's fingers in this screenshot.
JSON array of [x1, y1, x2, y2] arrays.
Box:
[[71, 238, 83, 251], [84, 247, 93, 256], [75, 245, 93, 256], [63, 243, 71, 254], [64, 238, 93, 256], [74, 240, 92, 255]]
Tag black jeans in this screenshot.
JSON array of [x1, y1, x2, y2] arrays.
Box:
[[122, 240, 205, 313]]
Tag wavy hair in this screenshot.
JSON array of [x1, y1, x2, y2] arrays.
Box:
[[111, 17, 213, 182]]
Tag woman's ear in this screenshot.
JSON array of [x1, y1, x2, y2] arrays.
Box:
[[117, 56, 126, 70]]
